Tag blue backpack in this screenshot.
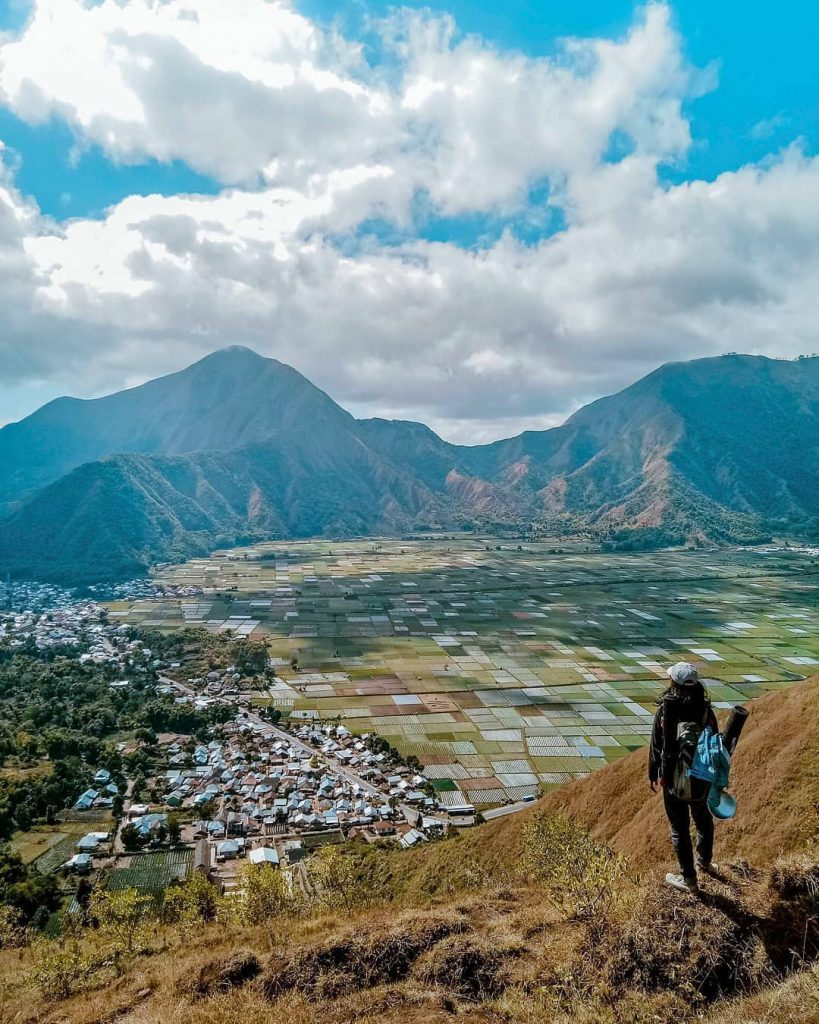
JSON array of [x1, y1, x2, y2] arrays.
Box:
[[690, 727, 731, 787]]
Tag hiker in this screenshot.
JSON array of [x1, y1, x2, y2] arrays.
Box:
[[649, 662, 720, 894]]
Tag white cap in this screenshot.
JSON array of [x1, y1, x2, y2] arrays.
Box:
[[666, 661, 699, 685]]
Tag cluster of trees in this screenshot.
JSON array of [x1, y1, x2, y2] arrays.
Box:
[[120, 816, 182, 852], [363, 733, 421, 773], [0, 644, 156, 839], [0, 647, 154, 763], [140, 698, 233, 737], [0, 760, 89, 840], [0, 845, 60, 929]]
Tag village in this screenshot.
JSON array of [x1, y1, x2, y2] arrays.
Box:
[[64, 706, 457, 896]]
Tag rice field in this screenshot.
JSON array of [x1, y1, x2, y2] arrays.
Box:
[[105, 849, 193, 895], [109, 536, 819, 807]]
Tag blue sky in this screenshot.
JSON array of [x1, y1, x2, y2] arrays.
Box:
[[0, 0, 815, 222], [1, 0, 818, 440]]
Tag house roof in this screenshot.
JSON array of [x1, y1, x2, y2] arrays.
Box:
[[249, 847, 279, 865]]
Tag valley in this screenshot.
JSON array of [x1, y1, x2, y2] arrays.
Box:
[[108, 535, 819, 809]]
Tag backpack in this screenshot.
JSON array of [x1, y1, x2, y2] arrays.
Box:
[[668, 704, 711, 801], [690, 727, 730, 787]]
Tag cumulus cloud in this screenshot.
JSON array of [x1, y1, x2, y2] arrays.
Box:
[[1, 2, 818, 442]]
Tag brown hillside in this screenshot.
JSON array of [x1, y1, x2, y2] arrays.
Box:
[[391, 678, 819, 898], [3, 682, 818, 1024], [541, 675, 819, 869]]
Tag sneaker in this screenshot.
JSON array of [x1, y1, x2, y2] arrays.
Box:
[[698, 861, 721, 876], [665, 872, 699, 894]]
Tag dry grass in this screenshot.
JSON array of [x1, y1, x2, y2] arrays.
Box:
[[3, 679, 819, 1024], [376, 678, 819, 905]]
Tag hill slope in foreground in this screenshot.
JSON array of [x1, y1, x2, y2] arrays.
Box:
[[4, 679, 818, 1024]]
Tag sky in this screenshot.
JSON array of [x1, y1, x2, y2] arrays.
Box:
[[0, 1, 818, 442]]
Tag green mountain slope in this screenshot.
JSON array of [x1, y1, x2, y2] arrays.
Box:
[[0, 435, 438, 584], [3, 349, 819, 582], [0, 346, 354, 512]]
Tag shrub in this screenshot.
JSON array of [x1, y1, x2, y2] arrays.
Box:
[[521, 814, 626, 920], [411, 933, 519, 999]]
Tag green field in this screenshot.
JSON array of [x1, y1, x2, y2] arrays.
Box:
[[110, 536, 819, 807], [105, 849, 193, 896]]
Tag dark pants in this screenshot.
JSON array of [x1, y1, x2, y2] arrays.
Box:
[[663, 788, 714, 878]]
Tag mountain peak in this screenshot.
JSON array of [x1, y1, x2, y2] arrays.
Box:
[[199, 344, 267, 363]]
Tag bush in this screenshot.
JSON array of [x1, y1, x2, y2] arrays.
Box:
[[411, 933, 519, 999], [182, 951, 262, 999], [521, 814, 626, 920]]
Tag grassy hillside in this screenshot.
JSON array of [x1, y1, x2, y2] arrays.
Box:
[[377, 678, 819, 903], [2, 680, 817, 1024]]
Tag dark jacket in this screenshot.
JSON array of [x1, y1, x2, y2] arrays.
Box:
[[648, 686, 718, 786]]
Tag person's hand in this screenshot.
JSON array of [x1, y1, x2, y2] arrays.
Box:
[[650, 778, 663, 793]]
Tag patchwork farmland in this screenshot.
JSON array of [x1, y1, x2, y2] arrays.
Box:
[[107, 537, 819, 809]]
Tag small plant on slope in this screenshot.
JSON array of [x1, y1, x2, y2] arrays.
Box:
[[521, 813, 626, 920]]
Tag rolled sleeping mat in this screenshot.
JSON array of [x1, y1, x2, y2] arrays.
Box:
[[722, 705, 749, 754]]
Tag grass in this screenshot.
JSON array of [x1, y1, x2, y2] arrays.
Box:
[[3, 851, 817, 1024]]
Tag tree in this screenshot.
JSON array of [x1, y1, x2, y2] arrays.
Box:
[[167, 815, 182, 845], [234, 640, 268, 677], [307, 845, 366, 912], [234, 863, 297, 945], [90, 887, 152, 958], [163, 871, 222, 928], [120, 823, 145, 852]]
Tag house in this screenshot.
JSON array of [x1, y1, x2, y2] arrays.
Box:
[[93, 768, 111, 785], [249, 846, 279, 866], [131, 813, 167, 838], [74, 788, 99, 810], [399, 828, 428, 850], [370, 820, 396, 838], [216, 839, 240, 861], [64, 853, 92, 873], [76, 831, 109, 851]]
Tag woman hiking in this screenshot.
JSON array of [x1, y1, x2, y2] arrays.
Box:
[[649, 661, 720, 894]]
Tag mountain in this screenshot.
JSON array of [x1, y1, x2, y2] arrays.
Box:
[[0, 437, 438, 584], [3, 348, 819, 582], [0, 346, 356, 513]]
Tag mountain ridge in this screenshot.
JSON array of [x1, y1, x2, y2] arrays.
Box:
[[3, 348, 819, 582]]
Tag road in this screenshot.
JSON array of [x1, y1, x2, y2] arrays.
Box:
[[482, 799, 536, 821], [113, 777, 136, 854]]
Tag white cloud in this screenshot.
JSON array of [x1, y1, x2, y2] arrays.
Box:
[[1, 3, 819, 442]]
